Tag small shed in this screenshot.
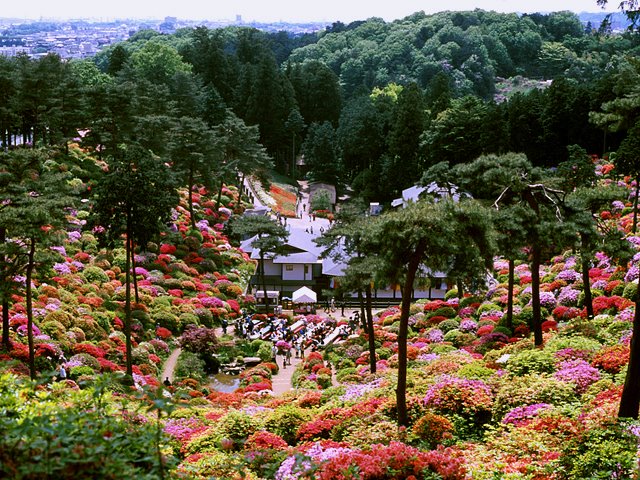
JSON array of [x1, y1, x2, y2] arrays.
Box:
[[255, 290, 280, 306]]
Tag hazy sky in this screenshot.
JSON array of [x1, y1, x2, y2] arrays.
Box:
[[4, 0, 616, 23]]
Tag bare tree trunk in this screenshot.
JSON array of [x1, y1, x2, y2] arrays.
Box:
[[26, 238, 36, 380], [130, 237, 139, 305], [188, 170, 196, 230], [124, 214, 133, 381], [619, 287, 640, 418], [216, 178, 224, 210], [581, 241, 594, 320], [531, 245, 543, 347], [260, 251, 270, 314], [506, 258, 515, 331], [1, 226, 10, 350], [357, 290, 366, 331], [634, 176, 639, 234], [365, 283, 376, 374], [397, 243, 425, 427]]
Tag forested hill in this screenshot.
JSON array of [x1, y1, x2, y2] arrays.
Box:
[[4, 9, 640, 203]]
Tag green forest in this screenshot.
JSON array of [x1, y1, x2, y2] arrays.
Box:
[[2, 9, 639, 203]]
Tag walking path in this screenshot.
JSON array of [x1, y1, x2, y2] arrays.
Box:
[[161, 347, 182, 384], [271, 351, 304, 395]]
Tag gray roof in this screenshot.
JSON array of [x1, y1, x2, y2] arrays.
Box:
[[241, 224, 325, 263], [391, 182, 469, 208]]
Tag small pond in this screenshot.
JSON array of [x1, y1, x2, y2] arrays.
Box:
[[208, 373, 240, 393]]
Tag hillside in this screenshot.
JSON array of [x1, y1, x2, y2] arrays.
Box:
[[1, 151, 640, 478]]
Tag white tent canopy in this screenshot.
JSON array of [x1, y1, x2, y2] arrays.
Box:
[[292, 286, 317, 304]]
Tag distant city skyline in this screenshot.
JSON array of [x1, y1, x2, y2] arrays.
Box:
[[3, 0, 617, 23]]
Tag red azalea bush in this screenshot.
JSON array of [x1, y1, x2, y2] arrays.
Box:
[[245, 430, 288, 450], [591, 344, 629, 374], [296, 417, 340, 442], [297, 390, 323, 408], [160, 244, 177, 254], [156, 326, 173, 339], [311, 442, 467, 480], [243, 381, 272, 392], [73, 342, 106, 358], [552, 306, 582, 321], [412, 411, 455, 448], [476, 324, 494, 336], [423, 376, 493, 417], [592, 296, 633, 315], [206, 391, 244, 409]]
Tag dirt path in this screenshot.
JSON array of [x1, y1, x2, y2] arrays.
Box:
[[161, 347, 182, 383]]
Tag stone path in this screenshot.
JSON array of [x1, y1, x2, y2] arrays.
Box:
[[271, 348, 314, 395], [161, 347, 182, 384]]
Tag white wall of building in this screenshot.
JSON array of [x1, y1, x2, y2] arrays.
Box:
[[282, 263, 305, 281]]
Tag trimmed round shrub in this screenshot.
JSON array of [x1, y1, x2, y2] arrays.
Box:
[[69, 365, 95, 380], [217, 411, 260, 450], [69, 353, 101, 371], [152, 309, 180, 332], [457, 362, 496, 380], [622, 282, 638, 301], [82, 266, 110, 284], [263, 405, 310, 445], [439, 319, 460, 333], [492, 374, 578, 419], [506, 349, 555, 376]]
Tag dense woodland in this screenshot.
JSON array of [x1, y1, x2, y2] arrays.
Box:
[[1, 9, 639, 204]]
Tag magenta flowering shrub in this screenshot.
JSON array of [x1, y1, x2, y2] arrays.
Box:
[[556, 269, 580, 282], [164, 417, 208, 443], [458, 319, 477, 333], [554, 359, 601, 393], [178, 326, 218, 355], [554, 348, 593, 363], [502, 403, 552, 426], [538, 291, 557, 309], [426, 328, 444, 343], [557, 287, 580, 306]]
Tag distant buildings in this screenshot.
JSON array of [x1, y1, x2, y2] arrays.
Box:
[[0, 17, 330, 59]]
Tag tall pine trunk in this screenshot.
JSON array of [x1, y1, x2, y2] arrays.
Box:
[[26, 238, 36, 380], [531, 245, 543, 346], [216, 179, 224, 210], [130, 237, 139, 305], [581, 243, 594, 320], [188, 171, 196, 229], [124, 214, 133, 381], [357, 290, 366, 331], [397, 244, 425, 427], [365, 283, 376, 374], [619, 288, 640, 418], [634, 176, 639, 234], [506, 258, 515, 330], [1, 226, 9, 350], [260, 251, 270, 314]]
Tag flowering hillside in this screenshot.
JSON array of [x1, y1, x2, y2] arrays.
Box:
[[3, 156, 640, 479], [1, 175, 255, 384]]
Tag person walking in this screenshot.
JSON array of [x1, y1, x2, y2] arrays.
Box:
[[285, 348, 292, 366]]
